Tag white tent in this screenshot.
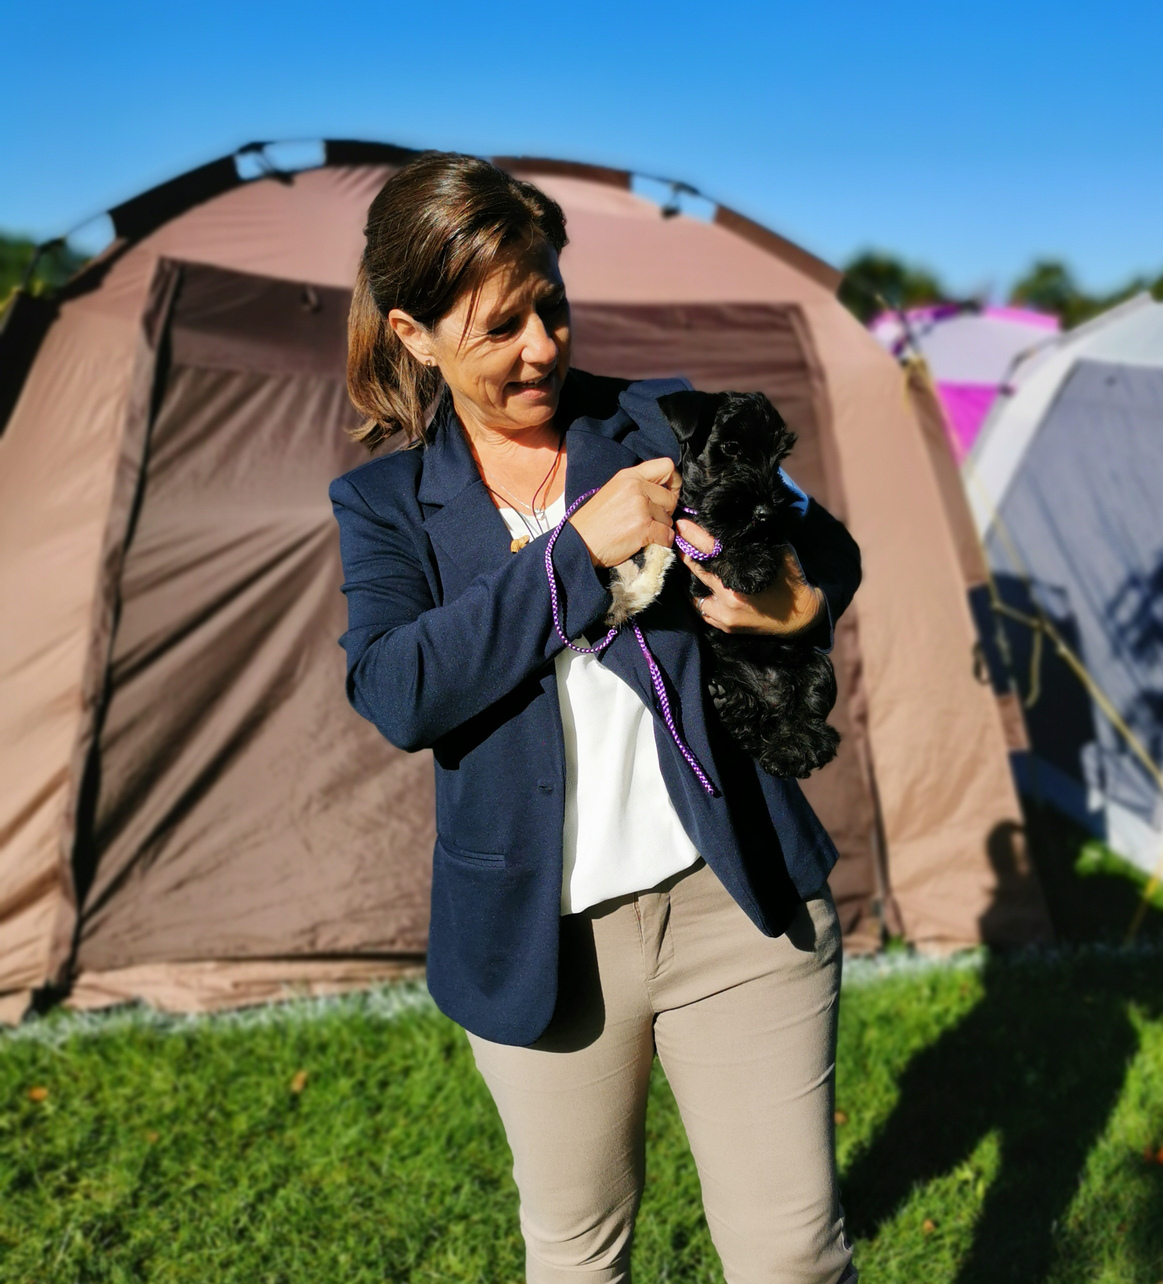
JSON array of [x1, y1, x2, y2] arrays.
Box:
[[967, 295, 1163, 874]]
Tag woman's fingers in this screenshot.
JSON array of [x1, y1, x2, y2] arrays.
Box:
[[682, 555, 742, 602], [569, 460, 681, 567], [683, 547, 825, 635], [647, 499, 677, 528], [696, 595, 747, 633], [694, 591, 733, 632], [683, 556, 714, 588], [674, 517, 716, 555], [631, 471, 679, 545], [632, 457, 679, 490], [682, 555, 752, 632], [643, 480, 679, 514], [647, 518, 676, 548]]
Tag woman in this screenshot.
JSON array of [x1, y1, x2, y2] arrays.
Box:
[[331, 152, 860, 1283]]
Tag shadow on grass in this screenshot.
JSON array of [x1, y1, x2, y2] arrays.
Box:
[[843, 798, 1163, 1283], [1021, 797, 1163, 947]]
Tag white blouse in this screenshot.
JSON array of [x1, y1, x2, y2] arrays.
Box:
[[497, 495, 701, 914]]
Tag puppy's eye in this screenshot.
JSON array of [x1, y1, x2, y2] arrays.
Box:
[[718, 441, 740, 458]]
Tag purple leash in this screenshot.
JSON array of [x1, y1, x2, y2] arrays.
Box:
[[543, 491, 718, 797], [674, 505, 722, 562], [626, 621, 717, 796]]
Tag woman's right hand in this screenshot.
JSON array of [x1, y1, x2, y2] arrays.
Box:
[[568, 458, 681, 568]]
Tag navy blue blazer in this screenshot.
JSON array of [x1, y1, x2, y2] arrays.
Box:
[[330, 369, 862, 1045]]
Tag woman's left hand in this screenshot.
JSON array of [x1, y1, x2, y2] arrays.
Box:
[[675, 517, 825, 636]]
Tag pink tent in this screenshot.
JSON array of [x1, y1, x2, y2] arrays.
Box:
[[870, 305, 1059, 461]]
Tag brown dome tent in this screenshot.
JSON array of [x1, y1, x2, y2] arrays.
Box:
[[0, 141, 1049, 1023]]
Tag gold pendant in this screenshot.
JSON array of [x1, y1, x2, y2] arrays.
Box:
[[510, 535, 530, 553]]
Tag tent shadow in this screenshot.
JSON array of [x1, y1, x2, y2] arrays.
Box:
[[842, 806, 1163, 1282], [1022, 796, 1163, 945], [842, 955, 1163, 1281]]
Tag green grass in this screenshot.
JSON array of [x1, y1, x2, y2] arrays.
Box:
[[838, 950, 1163, 1283], [5, 799, 1163, 1283], [1076, 840, 1163, 915], [4, 950, 1163, 1284]]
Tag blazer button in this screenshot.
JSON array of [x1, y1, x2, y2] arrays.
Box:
[[537, 781, 554, 794]]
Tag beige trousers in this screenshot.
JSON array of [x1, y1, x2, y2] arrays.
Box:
[[467, 859, 856, 1284]]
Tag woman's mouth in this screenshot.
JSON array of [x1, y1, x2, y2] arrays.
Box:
[[508, 372, 556, 395]]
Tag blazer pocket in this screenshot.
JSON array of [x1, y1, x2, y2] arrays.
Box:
[[428, 838, 545, 1009], [435, 837, 506, 867]]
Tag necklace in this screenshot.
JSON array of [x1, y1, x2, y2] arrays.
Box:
[[484, 431, 565, 536], [505, 501, 550, 544]]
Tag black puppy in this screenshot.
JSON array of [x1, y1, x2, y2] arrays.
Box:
[[657, 389, 840, 779]]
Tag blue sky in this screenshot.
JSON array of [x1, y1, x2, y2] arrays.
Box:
[[3, 0, 1160, 296]]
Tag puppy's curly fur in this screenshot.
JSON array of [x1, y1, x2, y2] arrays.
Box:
[[658, 389, 840, 779], [605, 542, 675, 628]]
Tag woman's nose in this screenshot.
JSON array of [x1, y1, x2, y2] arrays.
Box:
[[522, 313, 559, 366]]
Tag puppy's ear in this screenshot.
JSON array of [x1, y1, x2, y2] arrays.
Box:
[[657, 390, 722, 453]]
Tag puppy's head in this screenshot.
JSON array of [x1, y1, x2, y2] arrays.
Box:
[[658, 389, 800, 595]]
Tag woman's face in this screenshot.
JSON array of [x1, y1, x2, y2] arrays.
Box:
[[402, 237, 571, 439]]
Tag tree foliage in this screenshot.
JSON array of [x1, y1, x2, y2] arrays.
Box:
[[1008, 258, 1163, 330], [838, 251, 952, 324], [839, 247, 1163, 331], [0, 234, 88, 314]]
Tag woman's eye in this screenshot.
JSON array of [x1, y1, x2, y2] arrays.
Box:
[[488, 316, 519, 337]]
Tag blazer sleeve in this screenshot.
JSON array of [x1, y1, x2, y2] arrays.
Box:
[[331, 474, 614, 752], [787, 497, 862, 653]]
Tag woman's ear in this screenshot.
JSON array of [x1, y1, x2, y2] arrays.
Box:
[[387, 308, 434, 366]]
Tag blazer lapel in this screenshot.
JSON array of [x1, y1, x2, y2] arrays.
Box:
[[418, 402, 514, 593], [563, 423, 637, 507], [422, 482, 515, 593]]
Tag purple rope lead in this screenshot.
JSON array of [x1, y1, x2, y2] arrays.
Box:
[[544, 490, 718, 797], [544, 490, 619, 657], [674, 505, 722, 562], [630, 622, 718, 796]]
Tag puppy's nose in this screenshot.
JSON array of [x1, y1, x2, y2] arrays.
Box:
[[752, 504, 776, 522]]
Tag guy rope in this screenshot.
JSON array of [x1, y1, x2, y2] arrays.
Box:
[[960, 452, 1163, 941]]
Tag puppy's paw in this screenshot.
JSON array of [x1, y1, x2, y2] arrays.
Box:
[[605, 544, 675, 627]]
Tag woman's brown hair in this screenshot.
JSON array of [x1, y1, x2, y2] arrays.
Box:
[[348, 152, 568, 448]]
